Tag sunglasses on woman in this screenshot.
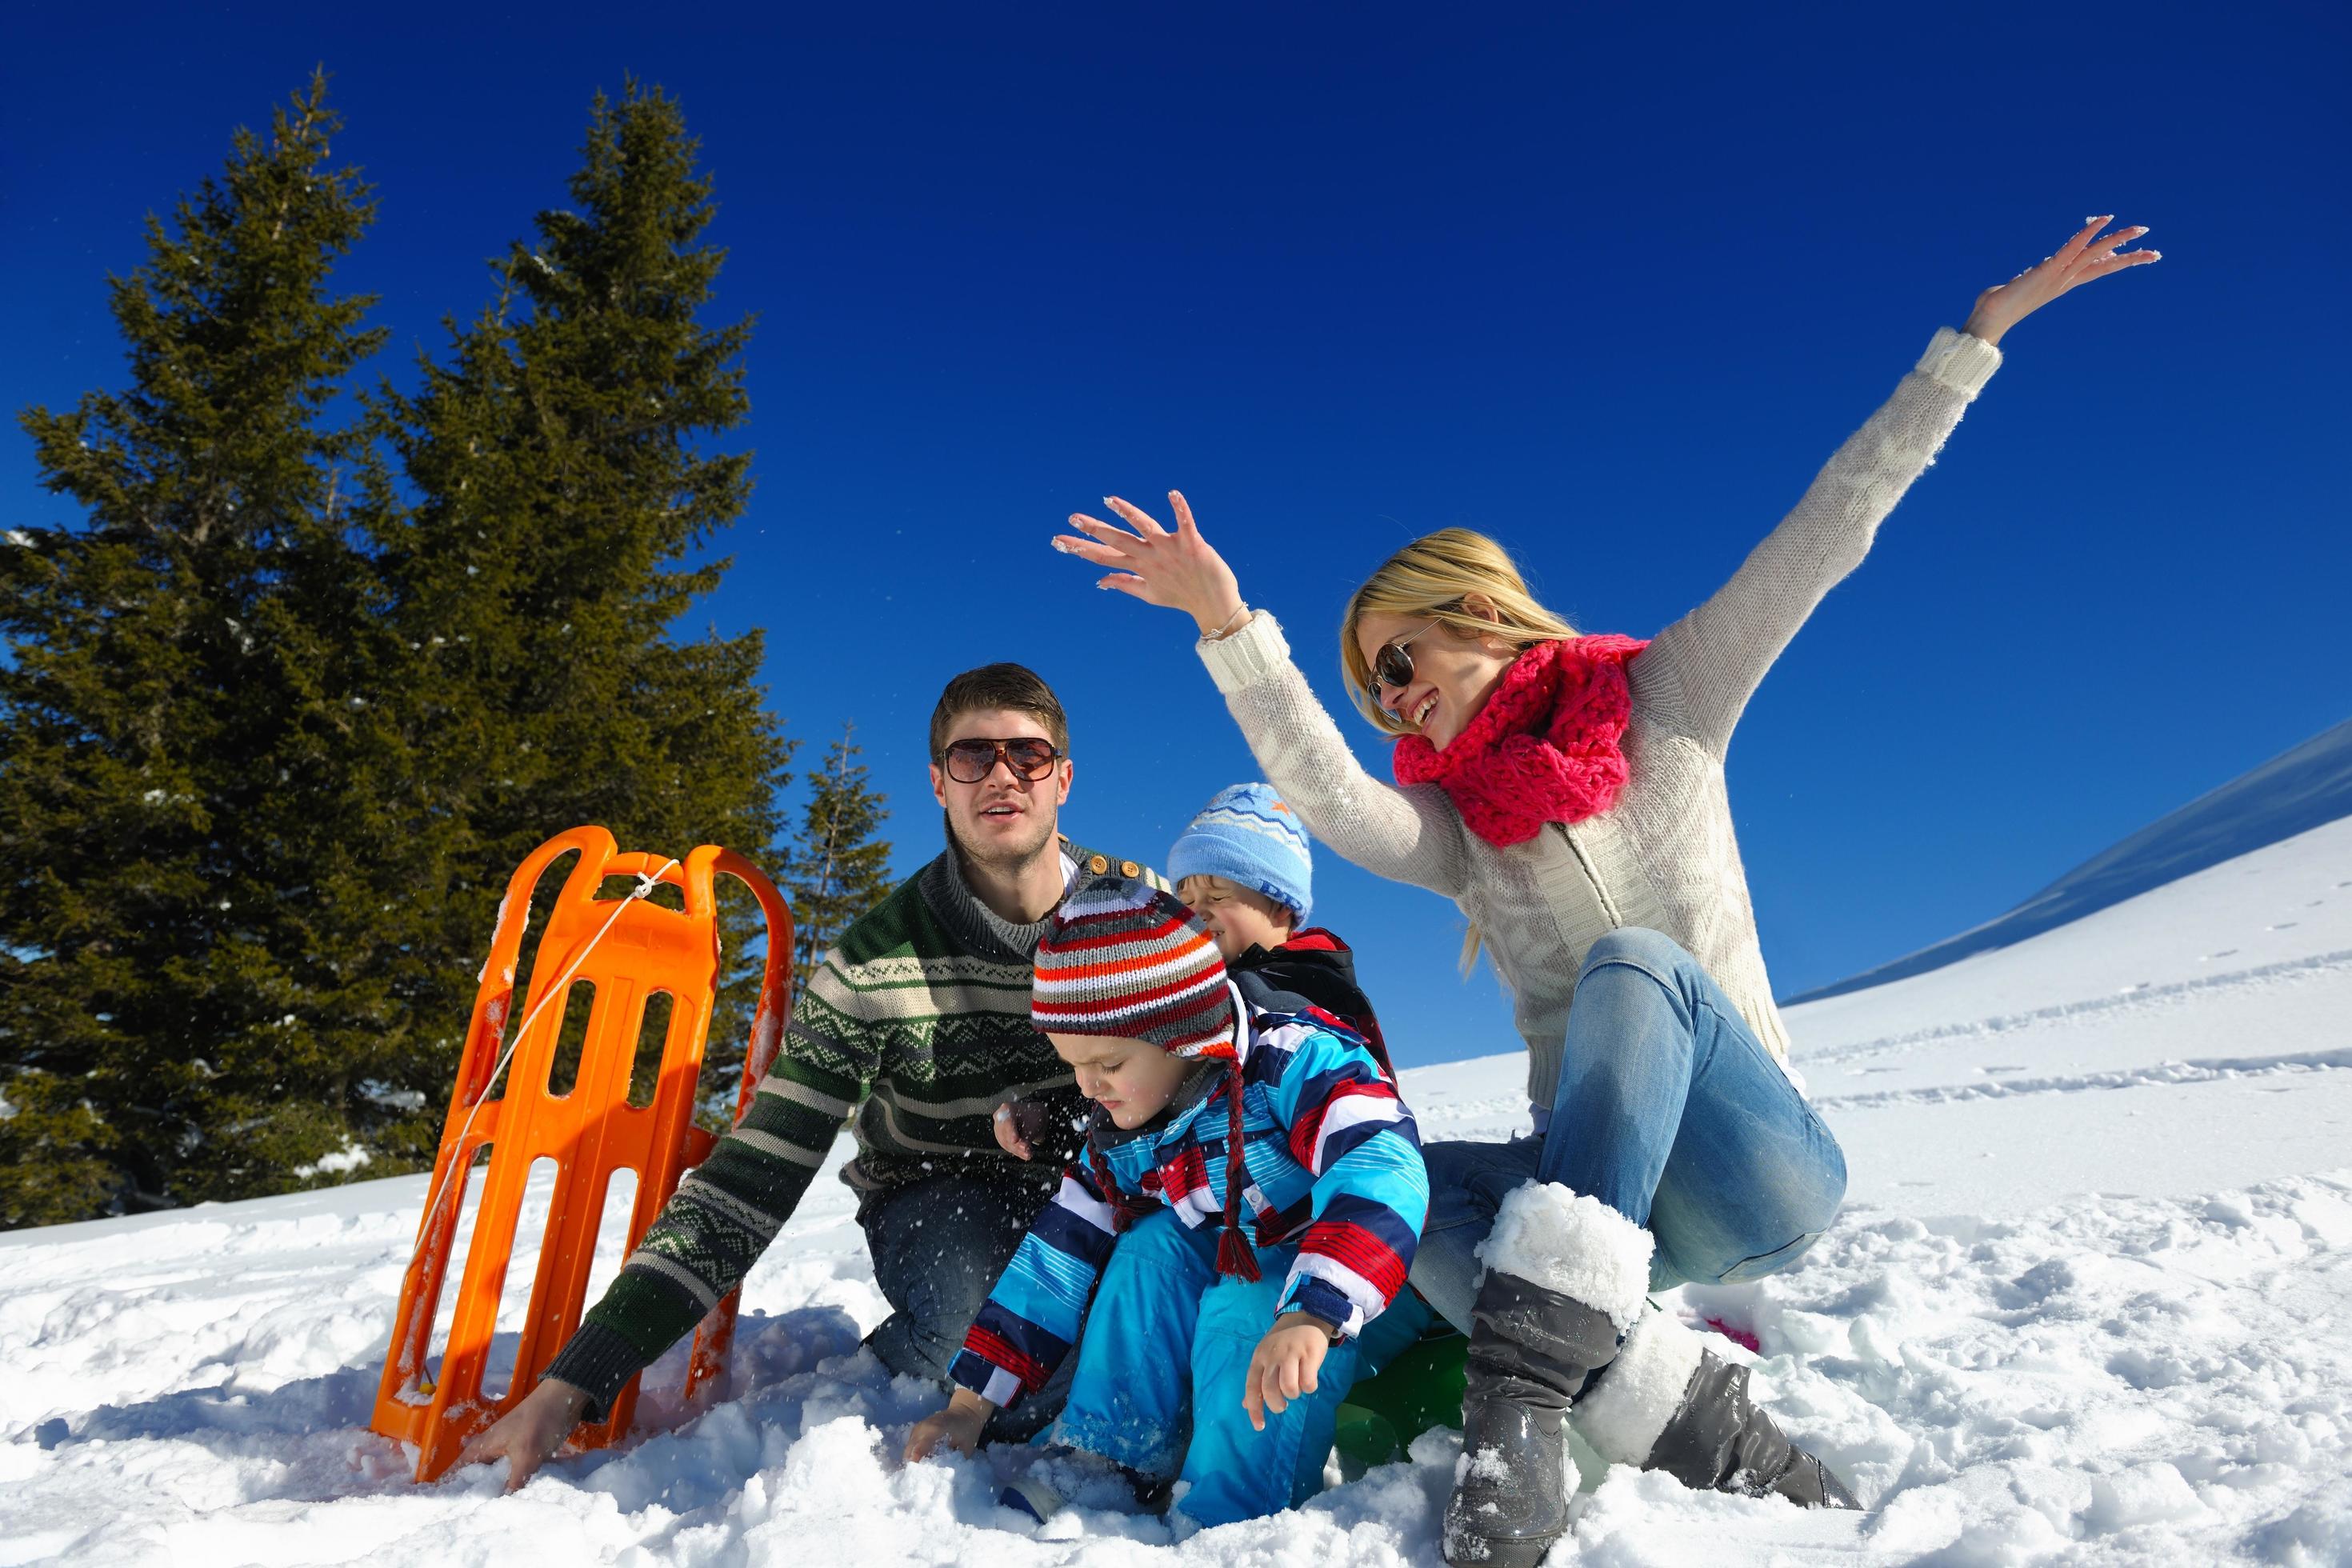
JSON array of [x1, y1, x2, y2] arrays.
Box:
[[1374, 620, 1443, 694], [939, 737, 1064, 784]]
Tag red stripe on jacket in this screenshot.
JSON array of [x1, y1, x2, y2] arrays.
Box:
[[1286, 1077, 1400, 1172], [1300, 1217, 1410, 1301], [963, 1324, 1054, 1394]]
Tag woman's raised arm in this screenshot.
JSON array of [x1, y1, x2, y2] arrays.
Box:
[[1054, 493, 1473, 896], [1642, 218, 2156, 752]]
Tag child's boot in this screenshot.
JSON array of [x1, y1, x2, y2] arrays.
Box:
[[996, 1446, 1166, 1524]]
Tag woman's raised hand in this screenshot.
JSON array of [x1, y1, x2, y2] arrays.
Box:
[[1963, 217, 2158, 348], [1054, 491, 1247, 637]]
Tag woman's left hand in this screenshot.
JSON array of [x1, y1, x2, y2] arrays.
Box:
[[1963, 217, 2158, 348]]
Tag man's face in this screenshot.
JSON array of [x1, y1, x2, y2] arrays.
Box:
[[929, 706, 1074, 870]]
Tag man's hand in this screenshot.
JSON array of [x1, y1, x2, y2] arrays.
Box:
[[906, 1387, 994, 1462], [1243, 1314, 1335, 1431], [991, 1100, 1039, 1161], [455, 1376, 592, 1492]]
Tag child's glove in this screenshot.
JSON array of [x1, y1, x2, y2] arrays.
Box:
[[1243, 1313, 1337, 1430]]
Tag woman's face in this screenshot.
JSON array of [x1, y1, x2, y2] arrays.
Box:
[[1355, 609, 1516, 749]]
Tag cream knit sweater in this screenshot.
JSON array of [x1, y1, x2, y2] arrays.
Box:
[[1195, 326, 2005, 1114]]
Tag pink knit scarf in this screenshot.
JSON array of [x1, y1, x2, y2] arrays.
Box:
[[1391, 634, 1650, 847]]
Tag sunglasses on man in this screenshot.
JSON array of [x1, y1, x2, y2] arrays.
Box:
[[938, 737, 1064, 784]]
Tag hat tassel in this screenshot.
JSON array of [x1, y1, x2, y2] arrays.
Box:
[[1215, 1064, 1262, 1282]]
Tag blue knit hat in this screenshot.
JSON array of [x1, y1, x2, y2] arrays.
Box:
[[1167, 783, 1314, 923]]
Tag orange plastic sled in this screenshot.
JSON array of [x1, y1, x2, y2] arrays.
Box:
[[369, 826, 793, 1482]]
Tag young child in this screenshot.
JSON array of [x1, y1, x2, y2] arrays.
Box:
[[906, 876, 1427, 1529]]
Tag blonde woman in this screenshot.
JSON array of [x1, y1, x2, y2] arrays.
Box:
[[1051, 219, 2154, 1564]]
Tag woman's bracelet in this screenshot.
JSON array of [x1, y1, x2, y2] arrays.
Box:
[[1199, 602, 1253, 642]]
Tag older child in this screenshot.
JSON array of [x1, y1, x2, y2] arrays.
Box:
[[1168, 783, 1394, 1076], [907, 876, 1427, 1528]]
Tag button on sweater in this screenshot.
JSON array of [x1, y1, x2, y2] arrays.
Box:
[[1194, 327, 2004, 1118]]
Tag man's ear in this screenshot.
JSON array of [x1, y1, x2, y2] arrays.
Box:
[[929, 763, 949, 809], [1054, 757, 1074, 806]]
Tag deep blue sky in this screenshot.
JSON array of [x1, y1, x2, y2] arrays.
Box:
[[7, 3, 2347, 1070]]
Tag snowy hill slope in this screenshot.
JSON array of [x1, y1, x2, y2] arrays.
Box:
[[1792, 715, 2352, 1002], [2, 820, 2350, 1564]]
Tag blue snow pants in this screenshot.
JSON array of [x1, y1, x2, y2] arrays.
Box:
[[1045, 1206, 1432, 1527]]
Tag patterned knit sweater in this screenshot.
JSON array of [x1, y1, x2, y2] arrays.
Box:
[[952, 998, 1427, 1409], [1195, 327, 2005, 1118], [545, 836, 1163, 1415]]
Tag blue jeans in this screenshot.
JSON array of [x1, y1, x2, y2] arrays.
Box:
[[860, 1170, 1070, 1435], [1047, 1208, 1430, 1527], [1410, 928, 1847, 1329]]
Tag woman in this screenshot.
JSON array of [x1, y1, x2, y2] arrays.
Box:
[[1051, 218, 2154, 1566]]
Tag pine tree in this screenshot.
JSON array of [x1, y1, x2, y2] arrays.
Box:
[[0, 74, 452, 1226], [786, 725, 894, 996], [376, 81, 794, 1102]]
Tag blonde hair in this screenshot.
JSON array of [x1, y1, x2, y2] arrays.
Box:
[[1338, 528, 1581, 736]]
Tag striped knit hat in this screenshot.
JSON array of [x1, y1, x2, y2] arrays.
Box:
[[1033, 876, 1262, 1280], [1031, 875, 1237, 1056], [1167, 783, 1314, 922]]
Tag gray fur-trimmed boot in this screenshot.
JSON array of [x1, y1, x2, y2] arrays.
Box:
[[1440, 1182, 1656, 1568], [1575, 1308, 1860, 1510]]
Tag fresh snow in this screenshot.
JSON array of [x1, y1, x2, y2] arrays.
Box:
[[3, 811, 2350, 1562]]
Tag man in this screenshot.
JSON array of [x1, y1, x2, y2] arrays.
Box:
[[462, 662, 1161, 1487]]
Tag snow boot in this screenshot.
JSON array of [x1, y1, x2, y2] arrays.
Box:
[[1576, 1308, 1859, 1510], [1441, 1182, 1656, 1568], [995, 1446, 1166, 1524]]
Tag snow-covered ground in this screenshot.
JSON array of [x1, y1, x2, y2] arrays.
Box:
[[4, 806, 2350, 1564]]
